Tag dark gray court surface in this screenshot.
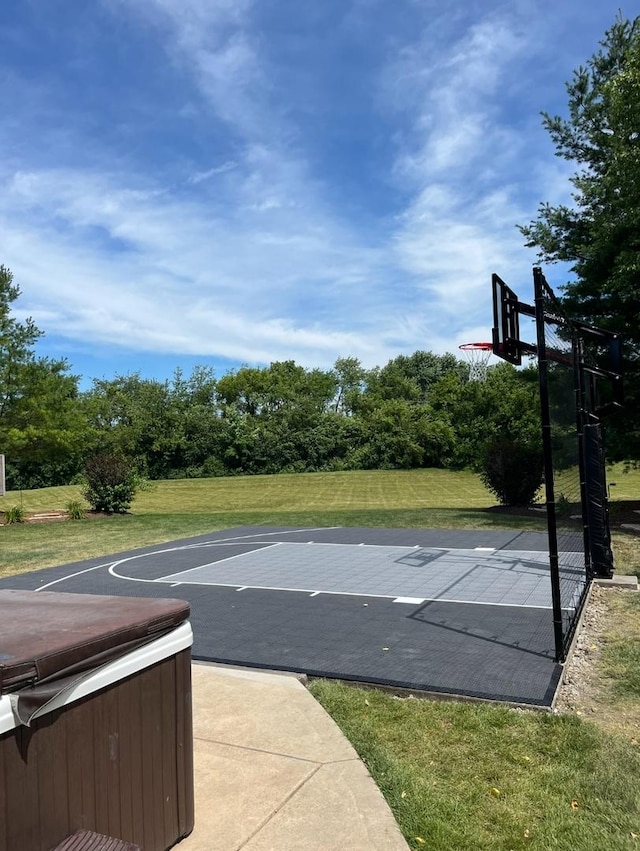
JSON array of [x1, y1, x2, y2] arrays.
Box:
[[0, 525, 570, 706]]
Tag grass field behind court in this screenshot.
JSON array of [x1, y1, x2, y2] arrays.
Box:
[[0, 467, 496, 514], [2, 463, 637, 515]]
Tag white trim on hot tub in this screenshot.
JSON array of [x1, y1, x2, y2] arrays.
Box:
[[0, 620, 193, 734]]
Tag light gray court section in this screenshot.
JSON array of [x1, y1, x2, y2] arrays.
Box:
[[160, 543, 586, 609]]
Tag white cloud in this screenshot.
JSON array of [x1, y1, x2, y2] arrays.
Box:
[[0, 164, 404, 367], [187, 161, 237, 184], [110, 0, 273, 141], [387, 14, 528, 181], [380, 11, 550, 334]]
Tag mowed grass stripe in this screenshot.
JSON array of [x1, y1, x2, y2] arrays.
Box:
[[0, 468, 496, 514], [2, 464, 637, 515], [145, 468, 495, 512]]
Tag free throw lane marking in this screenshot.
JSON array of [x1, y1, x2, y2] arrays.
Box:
[[157, 542, 283, 581]]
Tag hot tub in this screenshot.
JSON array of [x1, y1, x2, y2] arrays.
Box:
[[0, 590, 194, 851]]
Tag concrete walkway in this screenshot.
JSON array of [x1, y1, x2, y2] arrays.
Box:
[[180, 663, 410, 851]]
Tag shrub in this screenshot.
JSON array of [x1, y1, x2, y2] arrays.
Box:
[[82, 453, 139, 514], [65, 499, 87, 520], [480, 437, 544, 506], [200, 456, 227, 478], [4, 505, 26, 524]]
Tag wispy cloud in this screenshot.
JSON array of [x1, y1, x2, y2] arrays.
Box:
[[0, 164, 399, 366], [188, 161, 237, 184], [380, 12, 556, 334], [111, 0, 273, 141]]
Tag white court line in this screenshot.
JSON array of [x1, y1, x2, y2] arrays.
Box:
[[198, 539, 445, 552], [140, 575, 574, 610], [185, 526, 342, 548], [105, 544, 231, 584], [152, 543, 534, 587], [107, 539, 286, 584], [36, 561, 116, 591], [185, 541, 293, 547], [210, 540, 584, 558], [110, 534, 422, 584], [37, 518, 583, 594], [108, 541, 584, 587], [104, 540, 406, 585]]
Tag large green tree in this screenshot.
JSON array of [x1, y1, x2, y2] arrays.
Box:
[[83, 374, 181, 478], [82, 367, 228, 480], [519, 15, 640, 458], [0, 266, 87, 488], [430, 362, 541, 469], [0, 265, 42, 419]]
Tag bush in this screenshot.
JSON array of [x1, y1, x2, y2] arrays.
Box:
[[82, 453, 139, 513], [480, 437, 544, 506], [65, 499, 87, 520], [200, 456, 227, 478], [4, 505, 26, 524]]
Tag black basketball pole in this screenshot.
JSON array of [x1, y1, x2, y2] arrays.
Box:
[[533, 267, 565, 662]]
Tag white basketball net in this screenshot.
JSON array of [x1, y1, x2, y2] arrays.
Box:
[[459, 344, 492, 382]]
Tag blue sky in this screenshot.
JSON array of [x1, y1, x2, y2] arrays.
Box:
[[0, 1, 628, 387]]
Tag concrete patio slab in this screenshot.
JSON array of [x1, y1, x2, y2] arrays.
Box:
[[179, 663, 409, 851], [242, 760, 409, 851], [188, 739, 317, 849], [191, 663, 357, 763]]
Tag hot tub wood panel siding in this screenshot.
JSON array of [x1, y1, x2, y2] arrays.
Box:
[[0, 649, 193, 851], [177, 646, 194, 836]]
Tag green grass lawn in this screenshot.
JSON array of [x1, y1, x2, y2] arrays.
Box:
[[3, 462, 636, 515], [1, 467, 498, 514], [3, 465, 638, 576], [310, 680, 640, 851], [2, 467, 639, 849], [607, 463, 640, 501]]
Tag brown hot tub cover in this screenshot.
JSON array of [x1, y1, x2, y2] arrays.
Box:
[[0, 589, 190, 724]]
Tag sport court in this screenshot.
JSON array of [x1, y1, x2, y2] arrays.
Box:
[[1, 524, 577, 707]]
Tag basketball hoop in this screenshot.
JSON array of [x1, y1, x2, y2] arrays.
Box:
[[459, 342, 493, 382]]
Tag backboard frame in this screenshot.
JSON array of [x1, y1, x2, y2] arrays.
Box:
[[491, 273, 524, 365]]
